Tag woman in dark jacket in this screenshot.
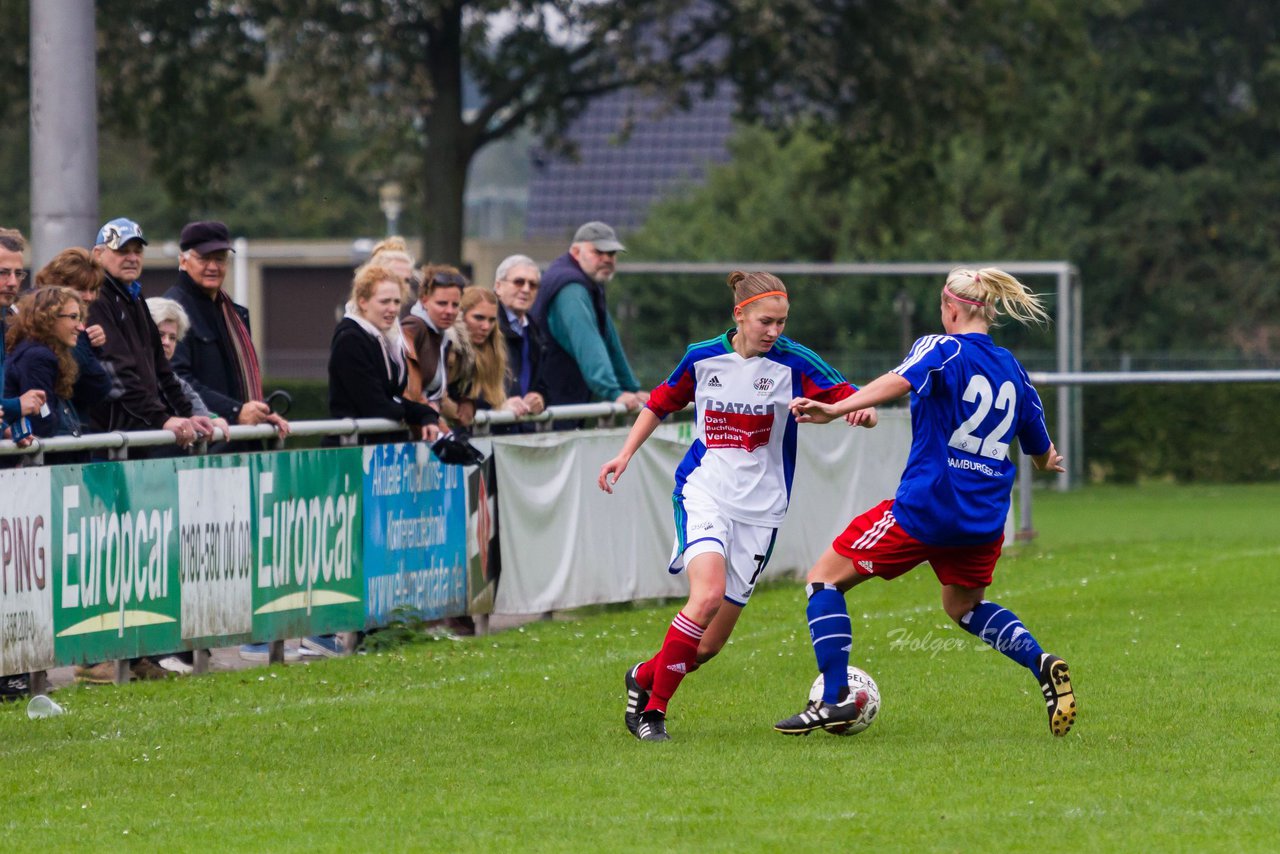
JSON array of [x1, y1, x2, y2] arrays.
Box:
[[3, 287, 109, 458], [329, 262, 441, 444], [33, 249, 115, 427]]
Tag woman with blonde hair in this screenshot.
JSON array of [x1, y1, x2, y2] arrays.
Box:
[[598, 270, 875, 741], [330, 263, 440, 439], [777, 266, 1075, 738], [446, 287, 509, 425], [368, 236, 420, 303]]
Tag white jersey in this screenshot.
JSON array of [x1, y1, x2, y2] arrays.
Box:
[[647, 331, 852, 526]]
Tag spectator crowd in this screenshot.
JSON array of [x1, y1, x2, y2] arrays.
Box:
[[0, 217, 646, 697]]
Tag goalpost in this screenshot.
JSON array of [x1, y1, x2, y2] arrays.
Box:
[[623, 260, 1084, 490]]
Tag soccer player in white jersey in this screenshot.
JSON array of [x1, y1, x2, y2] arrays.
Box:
[[775, 267, 1077, 738], [598, 271, 877, 742]]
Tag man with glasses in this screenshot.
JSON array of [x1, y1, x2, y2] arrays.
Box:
[[0, 227, 48, 438], [163, 220, 289, 442], [530, 221, 648, 421], [492, 254, 548, 433], [88, 217, 208, 452]]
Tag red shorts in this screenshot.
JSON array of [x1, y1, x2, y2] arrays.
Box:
[[830, 499, 1002, 589]]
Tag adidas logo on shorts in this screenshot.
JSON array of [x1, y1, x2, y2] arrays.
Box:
[[858, 560, 874, 572]]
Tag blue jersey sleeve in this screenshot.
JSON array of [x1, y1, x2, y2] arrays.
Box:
[[892, 335, 961, 397], [1014, 363, 1052, 457]]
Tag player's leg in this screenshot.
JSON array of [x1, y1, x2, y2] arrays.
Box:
[[777, 501, 921, 735], [696, 602, 743, 665], [695, 520, 775, 666], [936, 545, 1076, 736], [773, 549, 872, 734], [633, 551, 725, 741]]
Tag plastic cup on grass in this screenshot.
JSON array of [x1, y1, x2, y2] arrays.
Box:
[[27, 695, 64, 720]]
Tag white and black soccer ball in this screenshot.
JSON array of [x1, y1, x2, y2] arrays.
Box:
[[808, 666, 881, 735]]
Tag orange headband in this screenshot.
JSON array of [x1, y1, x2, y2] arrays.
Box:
[[735, 290, 788, 311]]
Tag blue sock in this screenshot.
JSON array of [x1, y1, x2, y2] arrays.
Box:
[[806, 582, 852, 703], [960, 600, 1044, 673]]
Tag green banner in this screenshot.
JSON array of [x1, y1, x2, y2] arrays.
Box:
[[53, 459, 184, 664], [250, 449, 364, 641]]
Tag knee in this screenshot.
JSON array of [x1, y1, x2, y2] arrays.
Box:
[[685, 591, 724, 626]]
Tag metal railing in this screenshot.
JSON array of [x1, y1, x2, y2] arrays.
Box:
[[0, 401, 645, 462], [1014, 369, 1280, 539]]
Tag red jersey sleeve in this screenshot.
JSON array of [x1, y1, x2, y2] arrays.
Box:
[[646, 354, 698, 418]]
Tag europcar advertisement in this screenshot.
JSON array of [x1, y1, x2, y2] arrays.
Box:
[[250, 449, 365, 641], [52, 459, 184, 664]]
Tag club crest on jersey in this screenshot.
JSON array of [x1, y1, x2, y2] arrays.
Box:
[[753, 377, 775, 393]]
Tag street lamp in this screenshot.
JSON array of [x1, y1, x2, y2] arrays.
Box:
[[378, 181, 403, 236], [893, 288, 915, 354]]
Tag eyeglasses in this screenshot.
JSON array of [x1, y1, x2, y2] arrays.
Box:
[[57, 313, 83, 322], [0, 268, 28, 282], [189, 252, 228, 268], [502, 276, 540, 290]]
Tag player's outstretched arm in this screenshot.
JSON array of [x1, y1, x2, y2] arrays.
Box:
[[1032, 443, 1065, 473], [598, 407, 661, 494], [792, 373, 911, 423]]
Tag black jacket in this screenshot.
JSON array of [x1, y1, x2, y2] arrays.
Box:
[[164, 272, 253, 420], [498, 307, 548, 401], [328, 318, 438, 427], [88, 273, 193, 431]]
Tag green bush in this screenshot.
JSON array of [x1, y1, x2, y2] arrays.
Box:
[[1084, 384, 1280, 483]]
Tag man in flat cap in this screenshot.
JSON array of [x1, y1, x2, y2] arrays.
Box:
[[163, 220, 288, 440], [529, 221, 648, 420]]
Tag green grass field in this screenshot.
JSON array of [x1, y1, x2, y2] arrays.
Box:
[[3, 484, 1278, 852]]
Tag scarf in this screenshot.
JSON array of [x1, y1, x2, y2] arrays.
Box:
[[216, 290, 263, 401], [345, 302, 407, 386], [409, 301, 449, 400]]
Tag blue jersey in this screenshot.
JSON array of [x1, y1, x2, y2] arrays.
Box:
[[890, 333, 1051, 545]]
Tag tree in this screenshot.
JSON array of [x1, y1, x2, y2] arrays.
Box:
[[630, 0, 1280, 363], [254, 0, 733, 264]]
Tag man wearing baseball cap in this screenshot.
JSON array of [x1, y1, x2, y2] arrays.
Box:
[[88, 217, 209, 452], [529, 221, 648, 420], [163, 220, 289, 441]]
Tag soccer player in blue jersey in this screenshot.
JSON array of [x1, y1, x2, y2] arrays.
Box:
[[598, 271, 877, 742], [775, 267, 1076, 738]]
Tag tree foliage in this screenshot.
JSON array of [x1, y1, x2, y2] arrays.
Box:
[[630, 0, 1280, 364]]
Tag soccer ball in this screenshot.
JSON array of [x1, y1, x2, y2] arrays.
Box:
[[808, 666, 881, 735]]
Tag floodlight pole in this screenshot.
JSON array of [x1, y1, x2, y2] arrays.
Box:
[[29, 0, 98, 267]]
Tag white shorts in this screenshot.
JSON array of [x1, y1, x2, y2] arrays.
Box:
[[668, 492, 779, 607]]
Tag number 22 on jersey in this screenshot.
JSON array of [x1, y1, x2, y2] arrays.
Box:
[[948, 374, 1017, 461]]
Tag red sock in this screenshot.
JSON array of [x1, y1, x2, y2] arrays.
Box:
[[642, 611, 705, 714]]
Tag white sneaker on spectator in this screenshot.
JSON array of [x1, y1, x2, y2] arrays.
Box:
[[157, 655, 194, 675], [301, 635, 347, 658]]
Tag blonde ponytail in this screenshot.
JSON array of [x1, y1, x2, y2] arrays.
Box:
[[944, 267, 1050, 326]]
